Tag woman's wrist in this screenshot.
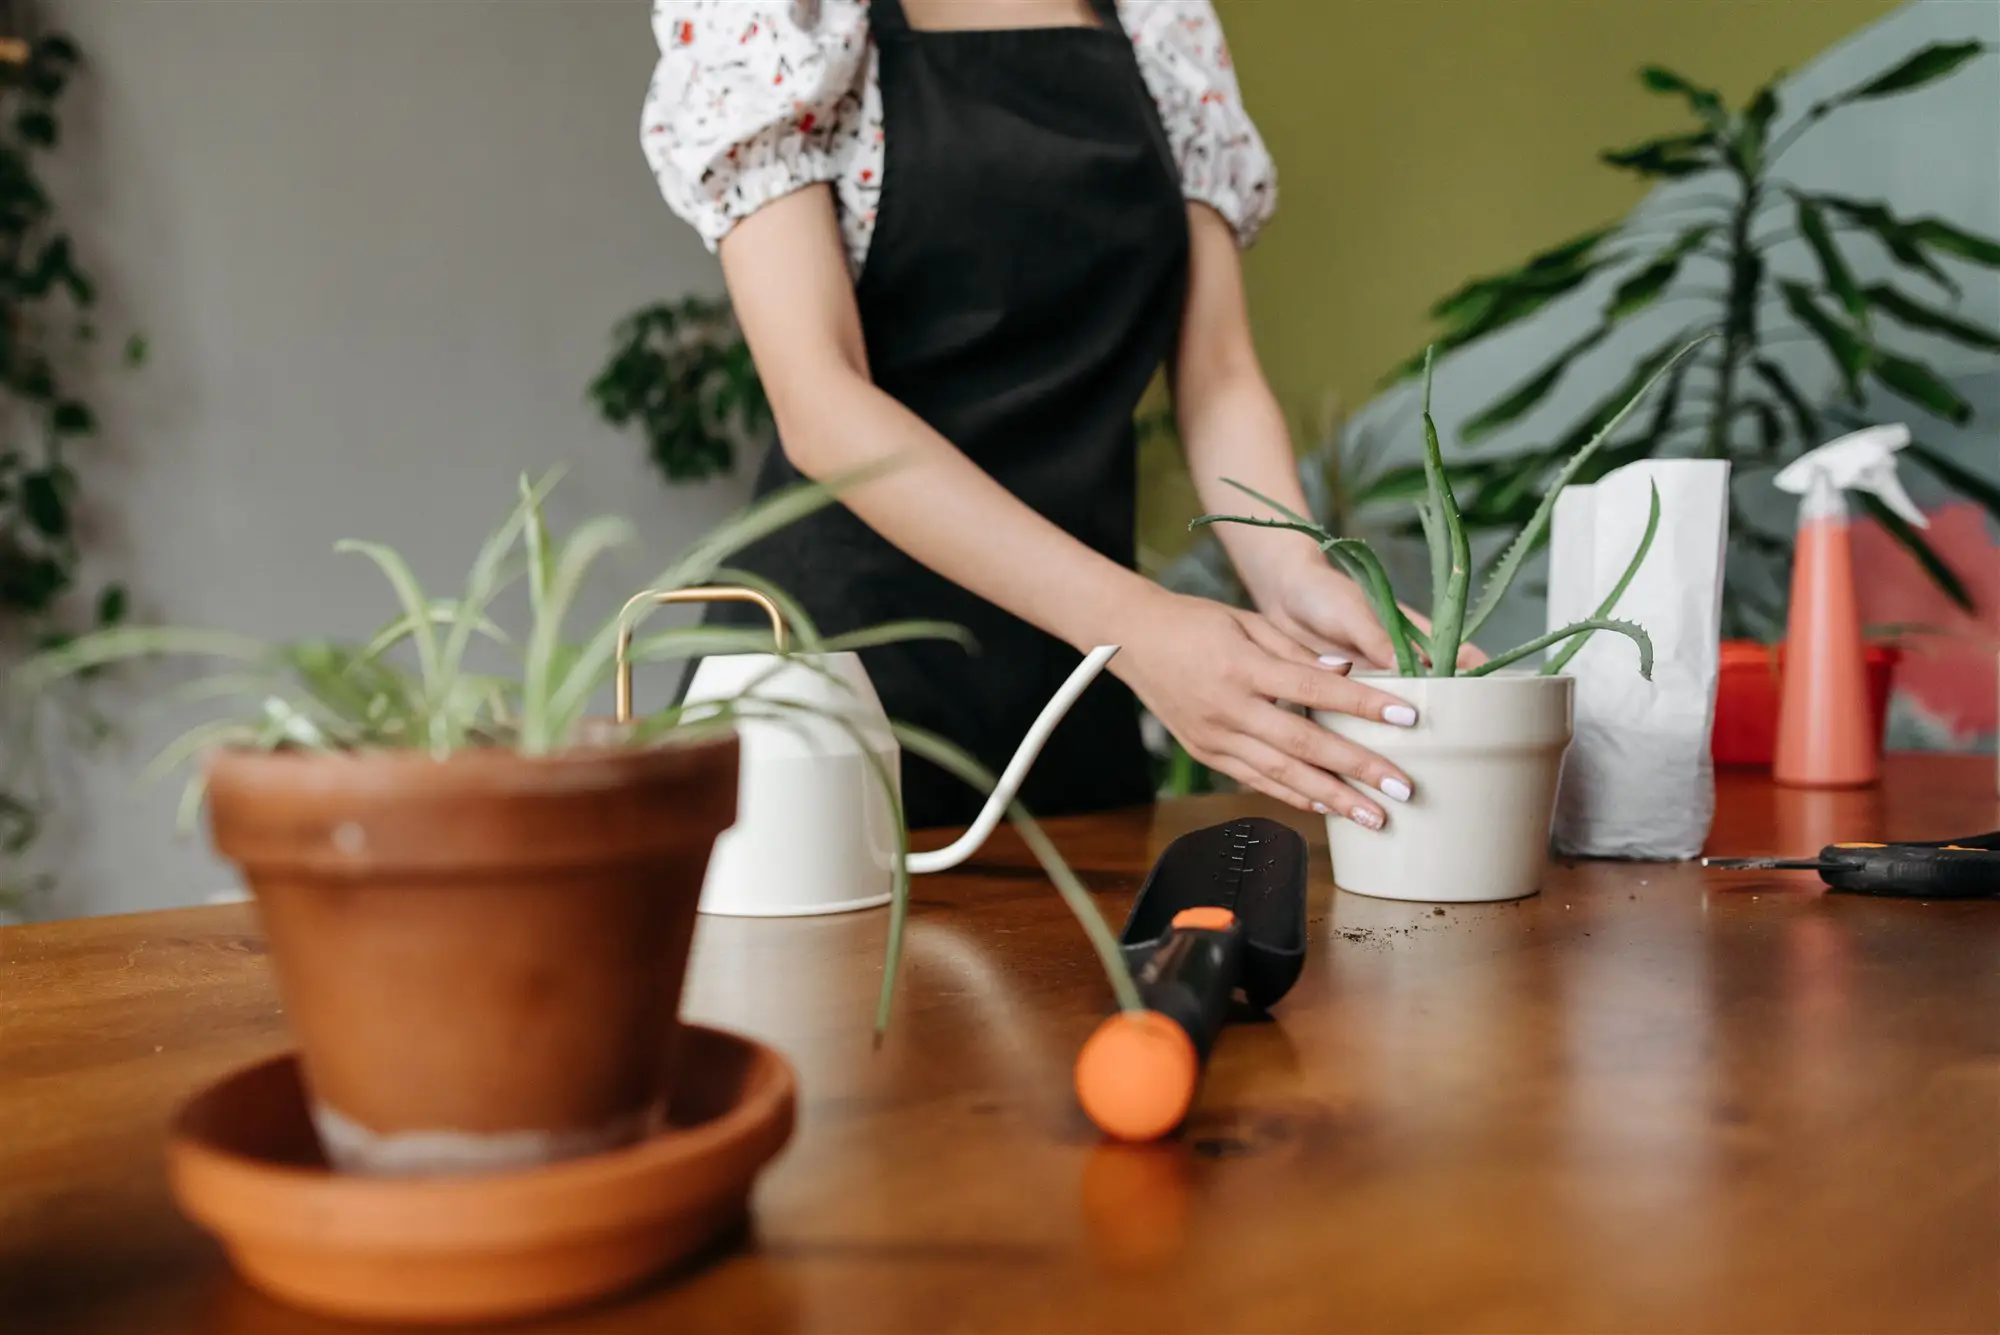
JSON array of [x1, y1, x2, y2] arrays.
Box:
[[1230, 527, 1325, 615]]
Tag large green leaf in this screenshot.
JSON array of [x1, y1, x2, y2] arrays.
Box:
[[1871, 352, 1973, 425], [1796, 198, 1866, 319], [1475, 617, 1655, 681], [1326, 538, 1421, 677], [1462, 327, 1605, 442], [1904, 440, 2000, 523], [1837, 40, 1989, 103], [1808, 193, 1959, 295], [1865, 284, 2000, 352], [1777, 281, 1869, 400], [1640, 66, 1729, 134], [1607, 225, 1715, 322], [1752, 358, 1822, 447], [1393, 253, 1615, 382], [1430, 227, 1616, 322], [1736, 83, 1781, 167], [1907, 216, 2000, 268], [1601, 132, 1717, 179], [1416, 349, 1471, 676], [1856, 491, 1974, 612]]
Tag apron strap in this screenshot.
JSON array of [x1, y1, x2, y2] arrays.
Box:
[[870, 0, 911, 38]]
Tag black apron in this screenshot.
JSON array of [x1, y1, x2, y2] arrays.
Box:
[[703, 0, 1190, 830]]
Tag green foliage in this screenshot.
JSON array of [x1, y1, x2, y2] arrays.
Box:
[[1193, 341, 1698, 681], [1392, 41, 1998, 639], [9, 469, 1139, 1025], [589, 296, 770, 484], [0, 32, 144, 911]]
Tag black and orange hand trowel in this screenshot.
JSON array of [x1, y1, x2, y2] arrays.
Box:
[[1073, 817, 1308, 1141]]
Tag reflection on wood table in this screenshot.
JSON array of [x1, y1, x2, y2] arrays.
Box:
[[2, 754, 1995, 1334]]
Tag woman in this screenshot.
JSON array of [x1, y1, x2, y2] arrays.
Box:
[[642, 0, 1469, 831]]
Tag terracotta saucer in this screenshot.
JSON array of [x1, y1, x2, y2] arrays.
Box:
[[168, 1024, 796, 1327]]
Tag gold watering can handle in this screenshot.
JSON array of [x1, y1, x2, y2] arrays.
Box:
[[614, 586, 788, 724]]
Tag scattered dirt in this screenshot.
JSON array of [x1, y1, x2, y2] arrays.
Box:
[[1432, 907, 1445, 916]]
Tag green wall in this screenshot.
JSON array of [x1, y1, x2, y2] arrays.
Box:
[[1141, 0, 1899, 558]]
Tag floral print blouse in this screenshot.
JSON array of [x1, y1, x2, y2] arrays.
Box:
[[641, 0, 1278, 275]]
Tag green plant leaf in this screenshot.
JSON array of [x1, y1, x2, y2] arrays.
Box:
[[1218, 478, 1318, 527], [1870, 352, 1972, 425], [1737, 83, 1780, 164], [1462, 328, 1605, 442], [1600, 131, 1716, 179], [96, 584, 127, 626], [1907, 216, 2000, 267], [15, 109, 55, 147], [1417, 349, 1470, 677], [817, 620, 980, 656], [22, 471, 65, 538], [1751, 358, 1822, 447], [1429, 227, 1614, 323], [1865, 284, 2000, 351], [333, 540, 439, 702], [1904, 440, 2000, 522], [524, 514, 637, 753], [1478, 618, 1655, 680], [1543, 481, 1659, 675], [1608, 224, 1715, 321], [1837, 40, 1988, 103], [1639, 66, 1729, 134], [1855, 491, 1973, 612], [1462, 334, 1713, 640], [1323, 538, 1420, 676], [50, 400, 95, 436], [1778, 281, 1869, 400], [1416, 500, 1448, 619], [1795, 198, 1866, 319], [1808, 193, 1959, 296]]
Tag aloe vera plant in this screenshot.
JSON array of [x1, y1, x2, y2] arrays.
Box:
[[1195, 337, 1714, 680], [11, 467, 1141, 1031]]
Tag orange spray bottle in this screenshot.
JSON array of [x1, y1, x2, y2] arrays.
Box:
[[1772, 424, 1926, 788]]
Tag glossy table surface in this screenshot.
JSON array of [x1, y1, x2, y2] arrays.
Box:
[[2, 755, 1995, 1334]]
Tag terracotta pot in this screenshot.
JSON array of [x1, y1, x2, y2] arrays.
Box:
[[205, 736, 738, 1177], [1711, 641, 1899, 768]]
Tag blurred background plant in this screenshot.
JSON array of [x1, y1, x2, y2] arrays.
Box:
[[0, 21, 144, 914], [1390, 38, 1999, 640], [589, 295, 770, 485]]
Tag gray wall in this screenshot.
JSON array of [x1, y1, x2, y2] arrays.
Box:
[[19, 0, 743, 918]]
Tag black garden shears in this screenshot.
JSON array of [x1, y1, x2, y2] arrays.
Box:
[[1702, 829, 2000, 899]]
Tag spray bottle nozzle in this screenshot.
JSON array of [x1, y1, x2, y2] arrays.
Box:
[[1773, 424, 1928, 528]]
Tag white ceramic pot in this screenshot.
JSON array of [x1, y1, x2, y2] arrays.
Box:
[[1313, 672, 1575, 903]]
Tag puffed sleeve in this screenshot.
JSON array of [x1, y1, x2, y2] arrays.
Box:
[[640, 0, 871, 252], [1121, 0, 1278, 248]]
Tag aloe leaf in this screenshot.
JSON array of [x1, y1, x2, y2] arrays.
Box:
[[1864, 284, 2000, 351], [1777, 281, 1869, 401], [1752, 358, 1822, 446], [1836, 39, 1988, 104], [1478, 618, 1654, 680], [1904, 440, 2000, 521], [1219, 478, 1320, 529], [1543, 481, 1660, 676], [1855, 492, 1973, 612], [1416, 500, 1448, 615], [1871, 352, 1973, 425], [1462, 334, 1713, 640], [1323, 539, 1419, 677], [1417, 350, 1471, 677], [334, 540, 439, 694], [12, 626, 269, 696], [1796, 198, 1867, 319], [891, 720, 1141, 1021], [1190, 513, 1331, 545]]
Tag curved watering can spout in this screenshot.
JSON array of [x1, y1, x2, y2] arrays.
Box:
[[904, 645, 1121, 876]]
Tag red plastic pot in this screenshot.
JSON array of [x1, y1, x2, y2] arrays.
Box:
[[1712, 640, 1900, 768]]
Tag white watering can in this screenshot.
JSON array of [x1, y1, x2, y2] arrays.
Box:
[[615, 586, 1120, 918]]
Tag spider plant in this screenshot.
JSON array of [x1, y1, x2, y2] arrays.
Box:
[[11, 466, 1142, 1032], [1194, 336, 1716, 680]]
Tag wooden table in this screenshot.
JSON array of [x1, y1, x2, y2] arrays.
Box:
[[3, 755, 1995, 1334]]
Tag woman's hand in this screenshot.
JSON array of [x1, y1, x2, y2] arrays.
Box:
[[1107, 586, 1421, 828], [1262, 549, 1488, 672]]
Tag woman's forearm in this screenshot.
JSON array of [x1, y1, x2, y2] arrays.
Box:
[[778, 370, 1159, 652], [1177, 369, 1322, 608]]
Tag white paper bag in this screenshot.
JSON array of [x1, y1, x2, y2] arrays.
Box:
[[1546, 459, 1731, 860]]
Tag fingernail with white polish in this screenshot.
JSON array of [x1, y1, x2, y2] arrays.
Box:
[[1380, 776, 1412, 803], [1383, 704, 1418, 727], [1318, 654, 1351, 669], [1351, 807, 1384, 830], [1312, 801, 1330, 815]]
